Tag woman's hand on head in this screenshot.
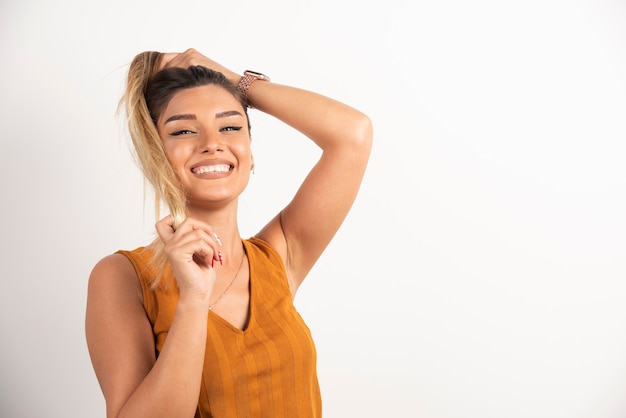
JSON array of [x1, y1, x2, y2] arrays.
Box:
[[155, 215, 221, 303], [159, 48, 240, 83]]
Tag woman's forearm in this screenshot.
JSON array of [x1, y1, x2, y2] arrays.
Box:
[[117, 300, 208, 418], [246, 81, 373, 153]]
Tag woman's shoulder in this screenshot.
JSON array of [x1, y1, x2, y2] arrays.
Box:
[[88, 249, 146, 302], [91, 251, 138, 278], [245, 237, 283, 264], [244, 236, 289, 280], [92, 247, 151, 278]]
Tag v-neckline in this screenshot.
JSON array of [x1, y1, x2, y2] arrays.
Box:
[[208, 239, 253, 334]]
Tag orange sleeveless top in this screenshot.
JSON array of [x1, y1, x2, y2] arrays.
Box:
[[117, 237, 321, 417]]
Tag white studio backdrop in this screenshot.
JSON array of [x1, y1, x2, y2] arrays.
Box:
[[1, 0, 625, 417]]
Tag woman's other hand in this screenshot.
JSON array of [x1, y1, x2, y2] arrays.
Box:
[[159, 48, 241, 84], [155, 215, 221, 303]]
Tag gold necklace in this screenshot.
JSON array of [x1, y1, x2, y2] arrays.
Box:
[[208, 250, 246, 310]]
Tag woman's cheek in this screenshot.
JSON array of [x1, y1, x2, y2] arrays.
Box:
[[164, 143, 190, 168]]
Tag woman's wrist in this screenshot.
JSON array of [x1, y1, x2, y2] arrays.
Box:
[[237, 70, 271, 107]]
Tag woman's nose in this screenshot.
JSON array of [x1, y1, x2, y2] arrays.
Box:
[[198, 132, 222, 154]]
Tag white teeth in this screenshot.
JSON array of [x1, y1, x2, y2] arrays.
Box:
[[194, 164, 231, 174]]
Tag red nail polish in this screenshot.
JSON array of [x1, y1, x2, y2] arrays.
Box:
[[218, 251, 223, 266]]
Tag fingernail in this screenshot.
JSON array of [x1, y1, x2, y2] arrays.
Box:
[[211, 258, 215, 268], [213, 233, 222, 246], [218, 251, 223, 266]]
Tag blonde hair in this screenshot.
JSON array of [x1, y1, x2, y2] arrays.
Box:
[[120, 51, 187, 287]]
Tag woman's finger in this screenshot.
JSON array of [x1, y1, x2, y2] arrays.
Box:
[[158, 53, 179, 70], [157, 216, 222, 265], [155, 215, 175, 243]]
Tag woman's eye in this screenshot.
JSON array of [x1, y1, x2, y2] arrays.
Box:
[[171, 129, 194, 136], [221, 126, 242, 132]]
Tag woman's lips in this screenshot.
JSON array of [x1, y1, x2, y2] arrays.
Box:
[[192, 164, 232, 175]]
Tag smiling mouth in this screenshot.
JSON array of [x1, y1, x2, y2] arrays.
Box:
[[192, 164, 233, 175]]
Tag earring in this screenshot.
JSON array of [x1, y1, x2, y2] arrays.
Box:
[[251, 163, 255, 174]]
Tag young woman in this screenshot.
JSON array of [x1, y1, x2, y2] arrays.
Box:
[[85, 48, 372, 418]]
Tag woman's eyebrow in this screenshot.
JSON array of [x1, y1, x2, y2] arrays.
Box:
[[216, 110, 243, 118], [164, 110, 242, 125], [164, 114, 196, 124]]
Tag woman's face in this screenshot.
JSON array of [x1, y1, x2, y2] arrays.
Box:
[[156, 85, 252, 208]]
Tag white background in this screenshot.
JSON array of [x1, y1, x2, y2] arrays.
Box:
[[1, 0, 625, 417]]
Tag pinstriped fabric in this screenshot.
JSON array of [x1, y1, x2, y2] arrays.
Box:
[[117, 237, 321, 418]]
